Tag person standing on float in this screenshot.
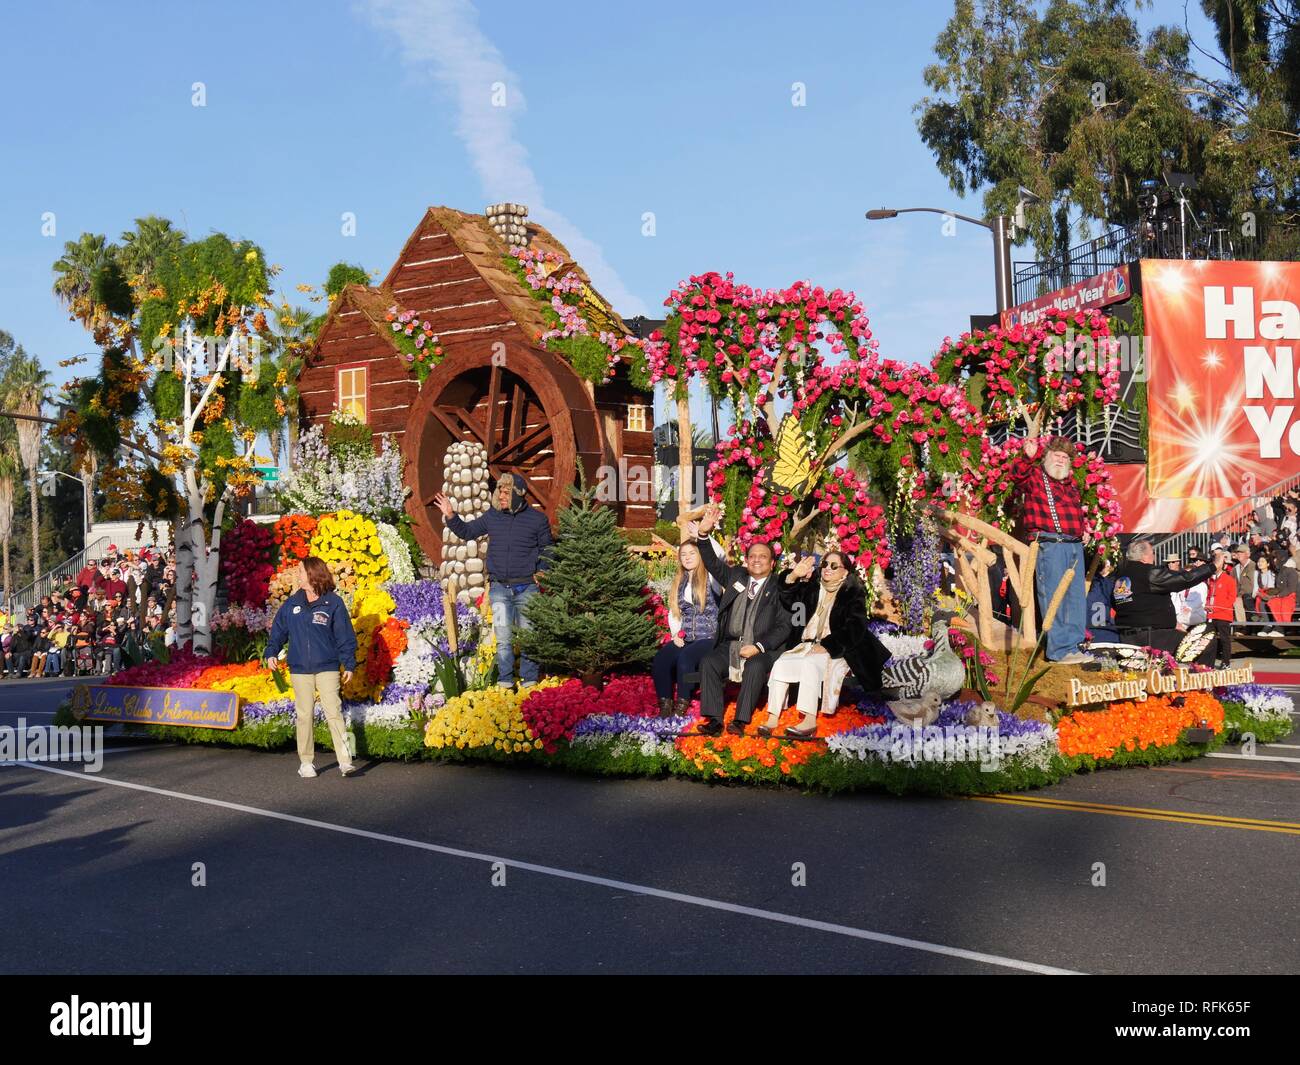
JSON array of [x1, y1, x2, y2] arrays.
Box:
[[1008, 428, 1090, 663], [435, 472, 552, 688]]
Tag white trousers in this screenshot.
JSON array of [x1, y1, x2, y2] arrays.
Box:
[[766, 647, 850, 718]]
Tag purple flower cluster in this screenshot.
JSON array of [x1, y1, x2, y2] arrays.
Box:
[[889, 519, 942, 635], [852, 693, 1052, 738], [572, 713, 693, 740], [390, 581, 447, 625], [380, 682, 428, 704]]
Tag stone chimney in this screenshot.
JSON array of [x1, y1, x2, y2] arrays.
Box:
[[486, 202, 529, 248]]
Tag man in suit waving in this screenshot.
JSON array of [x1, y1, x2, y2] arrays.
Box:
[[686, 503, 794, 736]]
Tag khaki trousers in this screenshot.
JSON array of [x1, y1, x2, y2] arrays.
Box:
[[290, 670, 352, 768]]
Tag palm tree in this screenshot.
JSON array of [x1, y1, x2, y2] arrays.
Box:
[[0, 453, 17, 608], [6, 358, 49, 584], [120, 215, 185, 286], [51, 233, 115, 327]]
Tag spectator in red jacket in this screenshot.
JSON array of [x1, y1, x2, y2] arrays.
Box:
[[1206, 547, 1238, 667], [75, 559, 99, 590]]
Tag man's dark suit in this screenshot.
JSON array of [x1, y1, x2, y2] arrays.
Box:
[[694, 537, 794, 725]]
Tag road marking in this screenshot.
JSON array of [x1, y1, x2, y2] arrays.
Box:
[[7, 761, 1079, 976], [1209, 752, 1300, 764], [1261, 743, 1300, 750], [968, 793, 1300, 835], [1153, 765, 1300, 782]]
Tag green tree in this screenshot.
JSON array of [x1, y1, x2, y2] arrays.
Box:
[[52, 233, 116, 329], [516, 485, 659, 683], [119, 215, 186, 287], [324, 262, 371, 298], [916, 0, 1299, 260]]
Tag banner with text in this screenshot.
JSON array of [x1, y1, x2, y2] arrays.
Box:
[[71, 685, 240, 730], [1144, 259, 1300, 500], [1000, 265, 1131, 330]]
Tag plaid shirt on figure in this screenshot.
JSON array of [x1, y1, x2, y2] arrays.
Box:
[[1009, 453, 1086, 538]]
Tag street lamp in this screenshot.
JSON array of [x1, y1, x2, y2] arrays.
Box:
[[39, 470, 90, 548], [865, 207, 1015, 312]]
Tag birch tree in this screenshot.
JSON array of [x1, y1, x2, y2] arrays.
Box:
[[56, 225, 281, 654]]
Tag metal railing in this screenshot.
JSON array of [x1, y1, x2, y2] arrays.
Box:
[[1151, 469, 1300, 560], [8, 535, 111, 615], [1012, 226, 1134, 306], [1011, 219, 1284, 306], [986, 404, 1140, 459]]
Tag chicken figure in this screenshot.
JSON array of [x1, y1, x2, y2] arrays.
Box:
[[887, 690, 942, 727], [880, 620, 965, 702]]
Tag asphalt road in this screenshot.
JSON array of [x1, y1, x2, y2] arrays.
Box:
[[2, 678, 1298, 975]]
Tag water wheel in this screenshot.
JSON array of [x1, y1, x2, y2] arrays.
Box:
[[403, 337, 605, 563]]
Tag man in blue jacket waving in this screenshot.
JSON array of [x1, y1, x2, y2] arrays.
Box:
[[435, 472, 552, 687]]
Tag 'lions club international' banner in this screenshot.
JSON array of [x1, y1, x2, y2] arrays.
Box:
[[1144, 259, 1300, 499], [71, 684, 240, 730]]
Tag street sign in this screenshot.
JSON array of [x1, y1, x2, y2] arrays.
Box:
[[254, 466, 280, 483]]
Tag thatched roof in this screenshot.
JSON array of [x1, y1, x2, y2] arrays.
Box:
[[311, 204, 634, 363]]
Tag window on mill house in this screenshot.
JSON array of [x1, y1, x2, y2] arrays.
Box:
[[337, 365, 368, 422]]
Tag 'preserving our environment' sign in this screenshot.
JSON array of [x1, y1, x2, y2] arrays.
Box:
[[1067, 664, 1255, 708]]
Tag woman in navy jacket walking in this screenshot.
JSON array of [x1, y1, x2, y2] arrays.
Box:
[[266, 556, 359, 778]]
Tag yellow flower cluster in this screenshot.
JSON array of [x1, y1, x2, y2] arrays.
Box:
[[344, 585, 397, 702], [423, 678, 564, 752], [208, 672, 285, 704], [309, 510, 391, 593], [463, 592, 497, 689]]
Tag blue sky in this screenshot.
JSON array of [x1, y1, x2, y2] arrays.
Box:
[[0, 0, 1216, 430]]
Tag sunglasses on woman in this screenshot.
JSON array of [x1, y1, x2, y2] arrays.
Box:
[[822, 561, 843, 571]]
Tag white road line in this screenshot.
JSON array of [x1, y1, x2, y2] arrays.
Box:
[[9, 761, 1079, 976], [1209, 752, 1300, 764], [1262, 743, 1300, 750]]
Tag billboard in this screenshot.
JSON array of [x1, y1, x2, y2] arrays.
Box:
[[1143, 259, 1300, 501]]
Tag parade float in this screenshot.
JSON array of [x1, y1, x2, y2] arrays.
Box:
[[56, 207, 1293, 795]]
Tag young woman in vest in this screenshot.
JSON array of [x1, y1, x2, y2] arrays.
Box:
[[651, 541, 721, 715], [266, 556, 359, 778]]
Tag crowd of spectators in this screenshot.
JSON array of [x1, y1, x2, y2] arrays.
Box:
[[0, 545, 178, 679]]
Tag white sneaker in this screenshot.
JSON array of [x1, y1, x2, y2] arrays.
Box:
[[339, 762, 357, 777], [298, 763, 317, 778]]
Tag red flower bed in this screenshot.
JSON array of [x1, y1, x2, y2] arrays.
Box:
[[521, 674, 659, 751], [221, 518, 277, 607]]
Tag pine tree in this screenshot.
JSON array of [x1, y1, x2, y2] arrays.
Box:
[[515, 485, 658, 684]]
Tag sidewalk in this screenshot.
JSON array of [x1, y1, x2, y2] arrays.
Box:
[[1238, 655, 1300, 685]]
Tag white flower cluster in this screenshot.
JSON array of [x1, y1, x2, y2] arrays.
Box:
[[878, 633, 929, 659], [345, 702, 417, 727], [1239, 689, 1294, 723], [826, 723, 1058, 766], [392, 626, 440, 687], [277, 425, 409, 522], [377, 523, 415, 583], [571, 732, 677, 760]]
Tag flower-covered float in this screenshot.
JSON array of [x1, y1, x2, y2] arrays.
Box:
[[56, 286, 1292, 795]]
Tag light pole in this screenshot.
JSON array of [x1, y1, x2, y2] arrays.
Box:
[[39, 470, 90, 549], [865, 207, 1015, 312]]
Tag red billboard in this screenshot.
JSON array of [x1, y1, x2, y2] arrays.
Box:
[[1143, 259, 1300, 501]]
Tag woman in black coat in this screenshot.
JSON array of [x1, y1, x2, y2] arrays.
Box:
[[758, 550, 890, 737]]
